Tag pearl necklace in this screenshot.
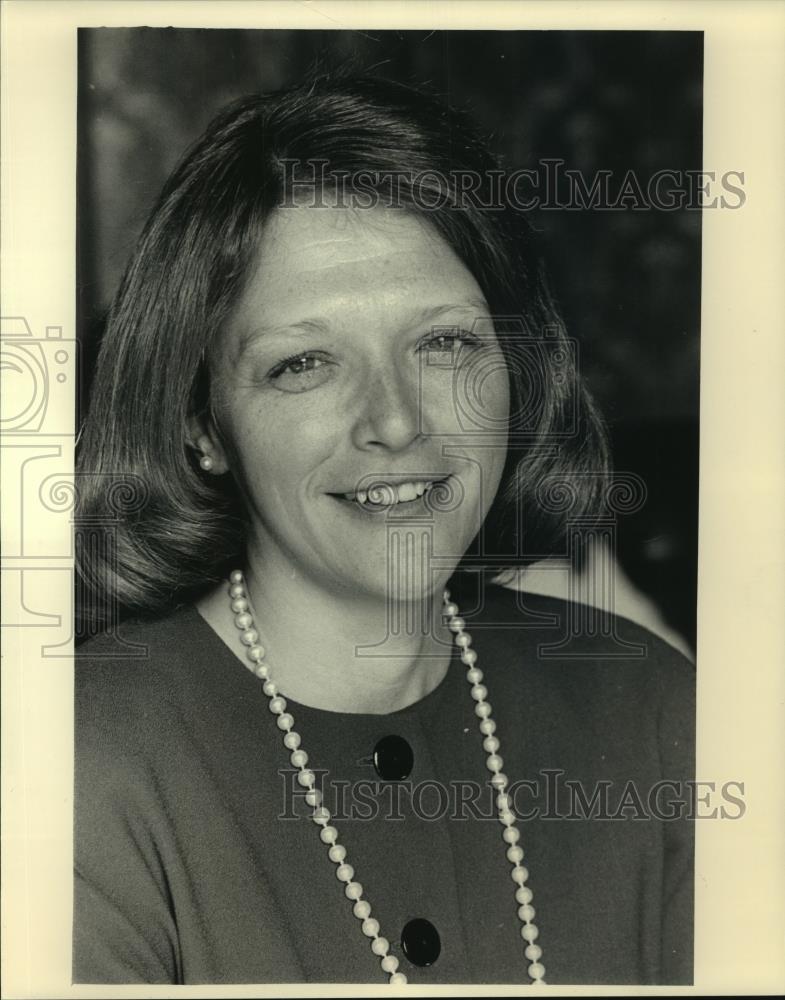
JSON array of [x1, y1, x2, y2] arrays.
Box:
[[227, 570, 545, 985]]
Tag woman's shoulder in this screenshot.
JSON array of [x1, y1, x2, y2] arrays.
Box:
[[74, 604, 229, 736], [459, 575, 691, 653], [454, 575, 695, 704], [461, 579, 695, 773], [76, 604, 202, 676]]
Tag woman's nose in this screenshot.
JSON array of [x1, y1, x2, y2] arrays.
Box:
[[350, 366, 423, 452]]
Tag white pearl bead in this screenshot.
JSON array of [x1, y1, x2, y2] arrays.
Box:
[[336, 863, 354, 882], [224, 581, 547, 982], [345, 881, 363, 900], [371, 936, 389, 957]]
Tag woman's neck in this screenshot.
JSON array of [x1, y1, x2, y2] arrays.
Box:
[[196, 563, 456, 714]]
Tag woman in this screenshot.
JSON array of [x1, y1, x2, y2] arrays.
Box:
[[74, 74, 694, 985]]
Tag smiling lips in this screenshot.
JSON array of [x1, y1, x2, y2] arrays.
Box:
[[337, 477, 448, 507]]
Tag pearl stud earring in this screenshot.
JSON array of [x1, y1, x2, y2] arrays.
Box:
[[199, 455, 214, 472]]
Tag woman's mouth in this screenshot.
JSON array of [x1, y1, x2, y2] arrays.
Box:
[[330, 476, 451, 511]]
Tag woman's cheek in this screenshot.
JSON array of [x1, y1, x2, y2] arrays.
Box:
[[434, 360, 510, 437], [420, 373, 465, 434]]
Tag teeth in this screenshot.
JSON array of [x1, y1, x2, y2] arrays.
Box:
[[396, 483, 418, 503], [341, 480, 438, 506], [368, 484, 392, 504]]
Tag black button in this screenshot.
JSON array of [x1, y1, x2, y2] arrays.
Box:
[[372, 735, 413, 780], [401, 918, 441, 967]]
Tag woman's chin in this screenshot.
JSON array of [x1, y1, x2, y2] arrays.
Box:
[[325, 560, 459, 605]]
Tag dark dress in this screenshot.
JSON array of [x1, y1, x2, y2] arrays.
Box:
[[74, 576, 695, 985]]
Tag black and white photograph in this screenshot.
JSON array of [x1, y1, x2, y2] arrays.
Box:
[[2, 2, 784, 997], [72, 27, 700, 986]]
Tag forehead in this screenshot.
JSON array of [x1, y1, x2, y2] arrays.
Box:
[[226, 204, 488, 335]]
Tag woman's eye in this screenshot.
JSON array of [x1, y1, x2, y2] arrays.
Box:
[[267, 353, 333, 391], [421, 329, 483, 353], [280, 356, 320, 376]]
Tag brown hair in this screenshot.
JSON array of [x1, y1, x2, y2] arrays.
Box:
[[76, 73, 609, 623]]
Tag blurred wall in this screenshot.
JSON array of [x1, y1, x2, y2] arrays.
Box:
[[77, 28, 702, 649]]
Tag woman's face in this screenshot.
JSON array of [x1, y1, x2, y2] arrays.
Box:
[[206, 204, 510, 600]]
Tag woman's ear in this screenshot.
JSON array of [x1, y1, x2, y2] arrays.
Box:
[[186, 414, 230, 475]]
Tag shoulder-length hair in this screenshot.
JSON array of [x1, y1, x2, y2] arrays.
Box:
[[76, 72, 610, 622]]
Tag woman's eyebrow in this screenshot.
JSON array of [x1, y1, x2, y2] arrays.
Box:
[[235, 319, 330, 357], [410, 300, 490, 327]]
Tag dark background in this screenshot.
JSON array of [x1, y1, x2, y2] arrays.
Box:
[[77, 28, 701, 652]]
